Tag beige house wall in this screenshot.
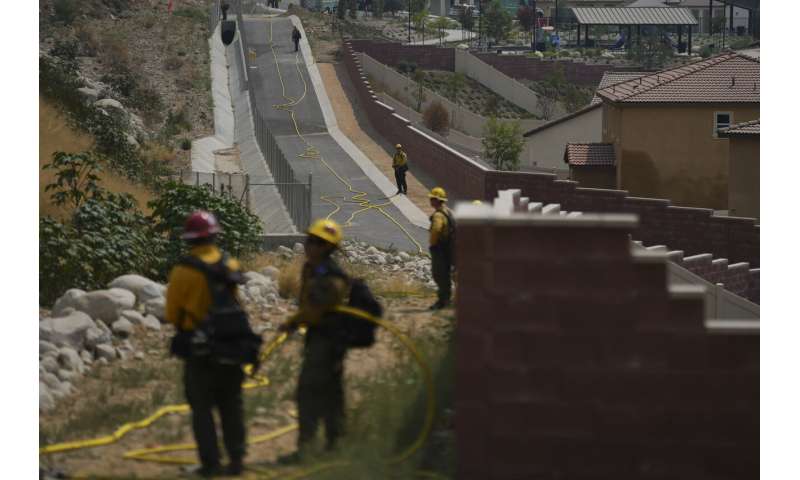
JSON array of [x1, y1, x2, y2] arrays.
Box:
[[522, 106, 602, 173], [603, 103, 759, 209], [728, 136, 759, 219]]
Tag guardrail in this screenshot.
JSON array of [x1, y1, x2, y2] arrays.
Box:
[[232, 0, 313, 231]]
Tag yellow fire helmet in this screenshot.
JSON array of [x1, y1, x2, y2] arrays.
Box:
[[395, 143, 403, 149], [307, 219, 343, 247], [428, 187, 448, 202], [472, 200, 483, 205]]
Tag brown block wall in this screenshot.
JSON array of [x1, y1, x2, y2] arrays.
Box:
[[348, 39, 455, 71], [455, 216, 759, 480], [474, 53, 640, 86], [342, 41, 760, 269]]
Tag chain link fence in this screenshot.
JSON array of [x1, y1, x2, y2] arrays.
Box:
[[231, 0, 313, 231]]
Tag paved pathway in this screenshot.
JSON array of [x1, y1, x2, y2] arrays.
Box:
[[242, 16, 429, 252]]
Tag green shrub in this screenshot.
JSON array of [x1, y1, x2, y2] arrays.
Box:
[[39, 193, 167, 306], [482, 117, 524, 171], [180, 138, 192, 150], [53, 0, 79, 25], [701, 45, 713, 58], [148, 181, 264, 272]]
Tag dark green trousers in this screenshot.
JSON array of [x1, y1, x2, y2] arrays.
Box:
[[296, 332, 346, 450], [431, 246, 452, 304], [184, 357, 245, 469]]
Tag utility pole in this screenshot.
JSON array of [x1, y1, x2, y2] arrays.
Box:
[[408, 0, 412, 44]]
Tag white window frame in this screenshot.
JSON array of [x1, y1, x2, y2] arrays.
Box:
[[714, 111, 733, 138]]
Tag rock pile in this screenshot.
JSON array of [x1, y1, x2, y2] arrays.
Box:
[[39, 243, 433, 412]]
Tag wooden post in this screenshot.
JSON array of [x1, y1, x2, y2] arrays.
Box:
[[678, 25, 683, 52], [577, 22, 581, 47], [688, 25, 693, 55], [729, 3, 734, 33]]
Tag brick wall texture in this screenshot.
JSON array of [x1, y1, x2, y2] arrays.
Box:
[[455, 218, 759, 479], [348, 39, 636, 86], [342, 42, 761, 269]]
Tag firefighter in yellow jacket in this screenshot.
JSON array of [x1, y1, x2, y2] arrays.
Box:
[[279, 219, 350, 463], [392, 144, 408, 195], [165, 211, 246, 477], [428, 187, 454, 310]]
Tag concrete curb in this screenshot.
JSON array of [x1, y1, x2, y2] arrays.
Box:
[[192, 24, 235, 172], [289, 15, 431, 231]]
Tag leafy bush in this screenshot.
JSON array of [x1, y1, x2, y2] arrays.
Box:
[[482, 117, 524, 172], [701, 45, 713, 58], [423, 101, 449, 134], [730, 35, 755, 50], [43, 152, 104, 210], [180, 138, 192, 150], [39, 193, 167, 306], [53, 0, 79, 25], [397, 59, 417, 74], [148, 181, 264, 271]]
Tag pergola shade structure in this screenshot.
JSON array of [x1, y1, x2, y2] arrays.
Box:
[[571, 7, 699, 53]]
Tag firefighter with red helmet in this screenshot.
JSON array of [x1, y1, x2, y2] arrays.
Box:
[[165, 211, 247, 477]]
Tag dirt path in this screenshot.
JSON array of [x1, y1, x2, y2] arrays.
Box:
[[317, 63, 433, 215]]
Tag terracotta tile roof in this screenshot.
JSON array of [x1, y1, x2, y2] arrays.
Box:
[[591, 71, 649, 105], [564, 143, 616, 166], [718, 119, 760, 136], [596, 53, 760, 104]]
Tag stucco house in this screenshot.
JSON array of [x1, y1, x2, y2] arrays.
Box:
[[718, 118, 759, 219], [595, 52, 759, 209]]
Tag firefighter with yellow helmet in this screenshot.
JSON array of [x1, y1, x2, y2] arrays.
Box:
[[279, 219, 350, 463], [428, 187, 454, 310], [392, 144, 408, 195]]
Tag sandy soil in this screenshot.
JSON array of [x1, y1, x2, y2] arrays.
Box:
[[317, 63, 432, 215]]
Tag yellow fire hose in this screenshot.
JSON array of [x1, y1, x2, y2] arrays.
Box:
[[40, 307, 441, 479], [265, 20, 428, 257]]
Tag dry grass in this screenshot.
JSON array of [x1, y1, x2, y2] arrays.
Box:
[[39, 97, 157, 219], [278, 257, 305, 300]]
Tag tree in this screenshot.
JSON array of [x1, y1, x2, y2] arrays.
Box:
[[459, 6, 475, 40], [412, 8, 429, 41], [626, 29, 674, 70], [482, 117, 524, 171], [423, 101, 450, 134], [445, 72, 466, 101], [484, 0, 513, 44], [430, 16, 451, 45], [516, 5, 535, 44], [408, 70, 428, 111], [43, 152, 104, 210]]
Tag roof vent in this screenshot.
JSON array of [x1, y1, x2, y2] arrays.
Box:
[[730, 76, 736, 88]]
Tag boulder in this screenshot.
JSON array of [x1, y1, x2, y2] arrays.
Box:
[[80, 349, 93, 364], [56, 369, 77, 383], [96, 344, 116, 361], [277, 245, 293, 257], [39, 311, 94, 349], [78, 289, 137, 325], [145, 297, 166, 320], [109, 275, 165, 303], [142, 314, 161, 331], [40, 357, 59, 374], [94, 98, 125, 111], [112, 318, 134, 338], [51, 381, 72, 399], [77, 87, 100, 102], [260, 266, 280, 281], [293, 242, 305, 254], [85, 326, 112, 349], [120, 309, 146, 326], [244, 271, 270, 285], [58, 347, 84, 372], [40, 372, 61, 390], [40, 383, 55, 412], [134, 352, 145, 360], [366, 246, 379, 255], [39, 340, 58, 356], [52, 289, 87, 317]]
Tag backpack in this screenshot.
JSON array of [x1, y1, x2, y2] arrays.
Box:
[[320, 261, 383, 349], [169, 255, 263, 365], [340, 277, 383, 348]]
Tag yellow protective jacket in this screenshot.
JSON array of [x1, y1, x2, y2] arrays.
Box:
[[165, 244, 241, 331], [287, 258, 349, 329], [392, 150, 407, 169], [429, 206, 451, 248]]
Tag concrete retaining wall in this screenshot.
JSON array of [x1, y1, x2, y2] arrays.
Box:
[[455, 49, 560, 118], [361, 52, 543, 139], [343, 41, 761, 269]]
